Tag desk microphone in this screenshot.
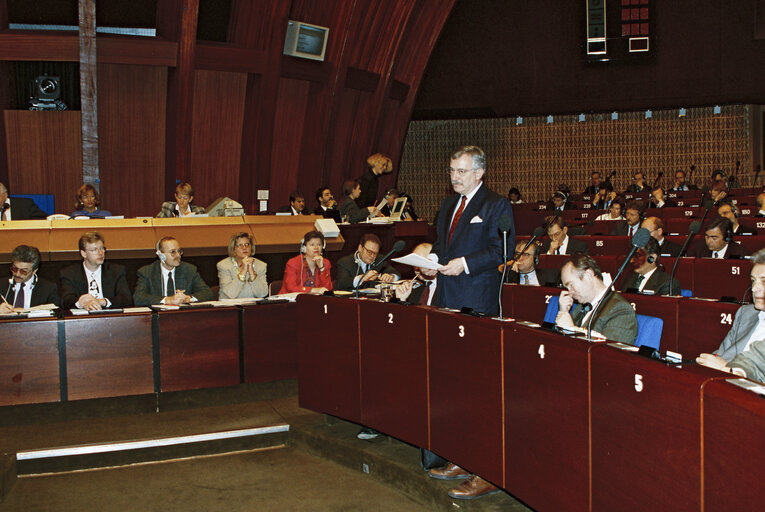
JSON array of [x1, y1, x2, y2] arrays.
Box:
[[371, 240, 405, 271], [586, 228, 650, 339], [497, 214, 513, 319], [668, 220, 701, 296], [3, 277, 13, 304]]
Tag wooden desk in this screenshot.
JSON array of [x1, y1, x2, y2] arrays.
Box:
[[676, 299, 741, 358], [63, 312, 154, 400], [504, 324, 591, 510], [427, 309, 505, 485], [359, 300, 428, 448], [242, 302, 297, 383]]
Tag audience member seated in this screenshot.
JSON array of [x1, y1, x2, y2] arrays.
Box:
[[157, 182, 205, 217], [624, 171, 648, 194], [620, 237, 681, 296], [71, 184, 112, 218], [501, 240, 560, 286], [709, 180, 728, 204], [356, 152, 393, 208], [595, 196, 625, 221], [312, 186, 342, 223], [278, 231, 332, 294], [336, 233, 399, 291], [591, 182, 616, 210], [641, 216, 682, 257], [610, 200, 644, 237], [217, 232, 268, 299], [0, 245, 59, 313], [339, 180, 375, 223], [0, 182, 47, 220], [756, 193, 765, 217], [133, 236, 214, 305], [648, 186, 676, 208], [277, 192, 306, 215], [507, 187, 523, 204], [687, 217, 749, 258], [546, 190, 570, 212], [394, 243, 436, 305], [697, 248, 765, 382], [717, 200, 756, 236], [400, 193, 420, 221], [379, 188, 418, 221], [671, 169, 698, 191], [583, 171, 603, 194], [556, 254, 638, 344], [542, 216, 588, 255], [60, 232, 132, 310]]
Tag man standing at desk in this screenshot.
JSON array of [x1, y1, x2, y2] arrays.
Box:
[[133, 236, 214, 306], [421, 145, 513, 500], [0, 245, 59, 313], [60, 232, 132, 311]]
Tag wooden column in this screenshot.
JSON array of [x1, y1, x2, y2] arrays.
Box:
[[0, 2, 10, 186], [79, 0, 99, 188]]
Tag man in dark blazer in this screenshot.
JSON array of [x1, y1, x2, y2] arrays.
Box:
[[541, 216, 588, 255], [312, 186, 342, 223], [620, 237, 681, 296], [687, 217, 749, 258], [556, 254, 638, 344], [60, 232, 132, 310], [641, 217, 682, 257], [717, 200, 757, 236], [422, 145, 513, 500], [503, 240, 560, 287], [133, 236, 214, 306], [276, 192, 307, 215], [335, 233, 399, 291], [0, 245, 58, 312], [0, 182, 47, 220], [610, 200, 644, 237]]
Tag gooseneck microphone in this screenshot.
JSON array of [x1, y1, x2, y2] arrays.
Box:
[[668, 220, 701, 296], [371, 240, 405, 271], [497, 214, 513, 319], [586, 228, 651, 339]]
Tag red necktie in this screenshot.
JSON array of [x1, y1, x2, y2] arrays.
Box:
[[419, 281, 431, 305], [448, 196, 467, 243]]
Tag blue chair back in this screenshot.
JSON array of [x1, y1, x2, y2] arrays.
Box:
[[543, 296, 560, 323], [635, 314, 663, 350], [680, 289, 692, 297], [12, 194, 55, 215]]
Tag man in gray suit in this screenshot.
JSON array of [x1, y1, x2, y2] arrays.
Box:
[[133, 236, 214, 306], [556, 254, 638, 344]]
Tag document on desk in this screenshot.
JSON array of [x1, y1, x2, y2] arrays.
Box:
[[210, 298, 261, 306], [392, 253, 443, 271], [727, 378, 765, 397]]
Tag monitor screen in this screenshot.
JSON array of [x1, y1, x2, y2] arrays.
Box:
[[296, 25, 327, 56]]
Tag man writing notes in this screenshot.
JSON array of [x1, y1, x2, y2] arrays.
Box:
[[60, 232, 132, 310], [0, 245, 59, 313], [133, 237, 214, 306], [420, 145, 514, 500]]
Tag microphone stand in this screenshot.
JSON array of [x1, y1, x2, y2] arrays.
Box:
[[498, 228, 508, 319], [668, 221, 701, 296]]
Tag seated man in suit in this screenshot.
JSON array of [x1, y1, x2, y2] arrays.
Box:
[[60, 232, 132, 310], [697, 248, 765, 382], [717, 200, 757, 236], [687, 217, 749, 258], [0, 182, 47, 220], [671, 169, 698, 191], [336, 233, 399, 291], [542, 216, 588, 255], [648, 186, 676, 208], [620, 237, 681, 296], [624, 170, 648, 194], [277, 192, 306, 215], [133, 236, 214, 306], [312, 186, 342, 223], [640, 216, 682, 257], [610, 200, 644, 237], [546, 190, 570, 213], [0, 245, 59, 313], [556, 254, 638, 344], [394, 243, 436, 305], [583, 171, 602, 195], [502, 240, 560, 286]]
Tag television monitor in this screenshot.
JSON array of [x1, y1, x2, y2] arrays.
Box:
[[283, 20, 329, 61]]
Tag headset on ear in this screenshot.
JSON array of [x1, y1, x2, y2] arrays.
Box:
[[155, 239, 167, 262], [646, 254, 656, 264], [300, 234, 326, 254], [724, 223, 734, 244]]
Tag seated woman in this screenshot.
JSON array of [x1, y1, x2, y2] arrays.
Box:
[[71, 184, 112, 218], [217, 232, 268, 299], [595, 196, 626, 221], [339, 180, 375, 223], [157, 182, 205, 217], [278, 231, 333, 294]]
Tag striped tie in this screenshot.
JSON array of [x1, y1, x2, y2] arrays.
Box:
[[448, 196, 467, 243]]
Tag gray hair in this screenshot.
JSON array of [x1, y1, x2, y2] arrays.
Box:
[[11, 245, 41, 270], [450, 146, 486, 171], [751, 248, 765, 265]]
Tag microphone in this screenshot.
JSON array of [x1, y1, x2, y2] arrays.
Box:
[[371, 240, 405, 271], [668, 220, 701, 296], [3, 277, 13, 305], [497, 214, 513, 319], [586, 228, 651, 339]]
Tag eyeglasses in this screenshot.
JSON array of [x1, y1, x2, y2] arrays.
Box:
[[81, 194, 96, 200], [175, 195, 191, 201], [10, 264, 34, 276], [513, 252, 532, 258], [236, 242, 251, 249], [446, 168, 476, 177], [361, 246, 379, 257], [85, 246, 106, 254], [164, 248, 184, 256]]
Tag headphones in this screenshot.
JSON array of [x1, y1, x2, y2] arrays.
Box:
[[725, 201, 741, 219], [724, 222, 734, 244], [646, 255, 655, 264], [300, 234, 326, 254], [156, 239, 167, 262]]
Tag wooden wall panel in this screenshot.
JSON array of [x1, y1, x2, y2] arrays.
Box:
[[4, 110, 82, 213], [189, 69, 247, 208], [346, 0, 413, 74], [98, 63, 167, 218]]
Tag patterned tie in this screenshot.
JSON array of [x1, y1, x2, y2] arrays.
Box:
[[448, 196, 467, 243], [713, 251, 719, 259], [522, 274, 529, 284], [577, 303, 593, 327], [166, 271, 175, 296], [13, 285, 24, 308], [636, 274, 645, 290]]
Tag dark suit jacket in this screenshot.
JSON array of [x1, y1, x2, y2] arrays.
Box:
[[0, 276, 59, 306], [733, 224, 757, 236], [133, 261, 214, 306], [60, 262, 133, 309], [658, 239, 682, 257], [339, 197, 369, 223], [570, 292, 638, 345], [7, 197, 47, 220], [610, 221, 641, 236], [432, 184, 514, 315], [686, 240, 749, 258], [277, 205, 305, 215], [541, 237, 589, 255], [505, 267, 560, 287], [621, 269, 681, 296], [312, 205, 342, 223], [355, 168, 379, 208], [335, 252, 399, 291]]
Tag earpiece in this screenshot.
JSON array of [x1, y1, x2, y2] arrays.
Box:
[[646, 255, 655, 264], [155, 240, 167, 262]]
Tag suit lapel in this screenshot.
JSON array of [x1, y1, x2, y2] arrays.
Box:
[[450, 185, 487, 243]]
